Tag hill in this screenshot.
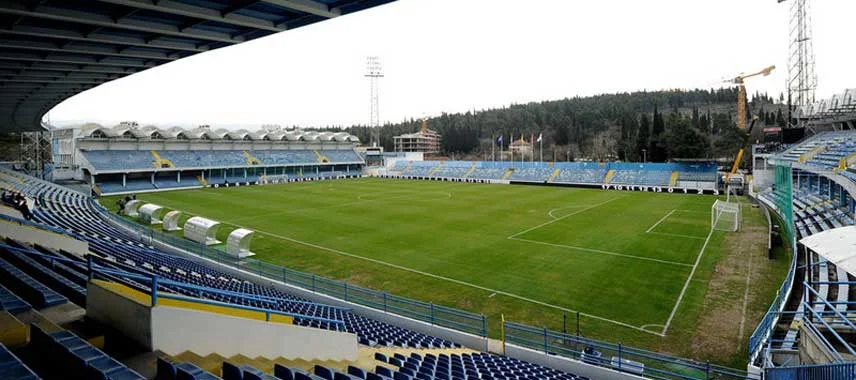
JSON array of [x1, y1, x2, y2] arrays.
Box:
[[345, 88, 787, 163]]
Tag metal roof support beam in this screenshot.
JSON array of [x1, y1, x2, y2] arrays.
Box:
[[96, 0, 284, 32], [2, 70, 120, 80], [0, 52, 155, 68], [0, 26, 204, 53], [0, 1, 244, 44], [0, 78, 106, 85], [221, 1, 261, 16], [0, 61, 137, 74], [261, 0, 340, 18], [0, 39, 178, 61]]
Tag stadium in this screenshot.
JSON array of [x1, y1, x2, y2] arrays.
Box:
[[0, 1, 855, 379]]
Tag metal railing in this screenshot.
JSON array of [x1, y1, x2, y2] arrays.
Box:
[[88, 263, 346, 327], [503, 321, 759, 380], [93, 200, 488, 337], [766, 362, 856, 380], [749, 192, 799, 365]]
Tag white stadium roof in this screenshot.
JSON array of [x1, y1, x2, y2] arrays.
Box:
[[800, 226, 856, 276]]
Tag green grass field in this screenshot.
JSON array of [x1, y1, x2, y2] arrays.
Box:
[[104, 178, 790, 367]]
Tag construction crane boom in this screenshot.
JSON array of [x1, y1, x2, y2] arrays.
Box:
[[730, 65, 775, 131], [724, 65, 775, 182]]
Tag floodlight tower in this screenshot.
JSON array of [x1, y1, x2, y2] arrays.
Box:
[[365, 56, 384, 147], [779, 0, 817, 127]]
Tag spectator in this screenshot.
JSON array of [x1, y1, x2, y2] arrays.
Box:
[[16, 196, 32, 220]]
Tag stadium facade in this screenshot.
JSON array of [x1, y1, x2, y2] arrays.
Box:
[[52, 123, 364, 195]]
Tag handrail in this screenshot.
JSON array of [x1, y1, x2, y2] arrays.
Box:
[[89, 265, 346, 327], [766, 362, 856, 380], [503, 321, 758, 380], [749, 187, 799, 366], [0, 212, 78, 238]]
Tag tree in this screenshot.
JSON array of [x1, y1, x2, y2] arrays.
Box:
[[665, 112, 708, 159], [649, 105, 667, 162], [636, 114, 650, 161], [340, 88, 739, 159]]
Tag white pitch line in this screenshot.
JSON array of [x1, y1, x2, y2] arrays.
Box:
[[662, 225, 716, 335], [508, 197, 622, 239], [218, 222, 663, 336], [736, 250, 754, 352], [646, 209, 677, 233], [735, 196, 753, 351], [547, 205, 592, 220], [646, 231, 706, 240], [510, 237, 693, 267]]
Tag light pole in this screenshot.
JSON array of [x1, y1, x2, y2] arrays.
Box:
[[642, 149, 647, 163], [365, 56, 383, 147]]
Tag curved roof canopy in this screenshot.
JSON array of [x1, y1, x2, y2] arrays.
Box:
[[0, 0, 395, 133]]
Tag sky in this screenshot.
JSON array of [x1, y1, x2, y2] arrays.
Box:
[[48, 0, 856, 129]]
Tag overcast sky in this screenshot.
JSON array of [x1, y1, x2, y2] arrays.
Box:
[[48, 0, 855, 129]]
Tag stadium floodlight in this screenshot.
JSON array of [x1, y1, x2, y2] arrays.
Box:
[[365, 56, 383, 147], [711, 200, 741, 232]]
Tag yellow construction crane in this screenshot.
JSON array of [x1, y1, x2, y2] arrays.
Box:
[[725, 65, 775, 180], [729, 65, 775, 130]]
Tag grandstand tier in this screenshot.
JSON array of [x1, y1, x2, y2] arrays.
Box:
[[751, 128, 856, 370], [385, 160, 719, 192], [2, 167, 625, 380]]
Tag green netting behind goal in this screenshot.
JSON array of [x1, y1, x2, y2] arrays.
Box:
[[773, 163, 795, 250]]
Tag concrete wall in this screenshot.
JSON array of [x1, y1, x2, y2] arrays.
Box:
[[799, 325, 838, 364], [151, 306, 358, 361], [504, 344, 645, 380], [174, 249, 491, 352], [0, 218, 89, 256], [86, 281, 357, 361], [86, 281, 153, 350], [0, 205, 23, 219]]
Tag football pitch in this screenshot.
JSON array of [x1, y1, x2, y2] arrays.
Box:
[[105, 178, 789, 366]]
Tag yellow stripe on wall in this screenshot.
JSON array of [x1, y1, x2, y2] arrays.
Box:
[[92, 280, 294, 324]]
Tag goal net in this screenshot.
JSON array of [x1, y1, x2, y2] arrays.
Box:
[[711, 200, 741, 232]]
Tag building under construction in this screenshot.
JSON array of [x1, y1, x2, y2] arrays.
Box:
[[394, 123, 442, 153]]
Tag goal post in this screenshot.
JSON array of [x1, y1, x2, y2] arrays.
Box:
[[711, 200, 741, 232]]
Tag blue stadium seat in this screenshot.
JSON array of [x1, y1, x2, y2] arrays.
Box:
[[2, 168, 590, 380], [29, 324, 144, 380], [0, 343, 39, 379], [0, 283, 32, 314], [0, 256, 67, 308]]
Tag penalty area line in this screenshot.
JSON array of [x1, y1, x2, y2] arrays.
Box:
[[661, 225, 716, 335], [547, 205, 596, 220], [219, 222, 663, 337], [509, 237, 692, 267], [508, 197, 622, 239], [646, 209, 676, 233], [646, 231, 706, 240]]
